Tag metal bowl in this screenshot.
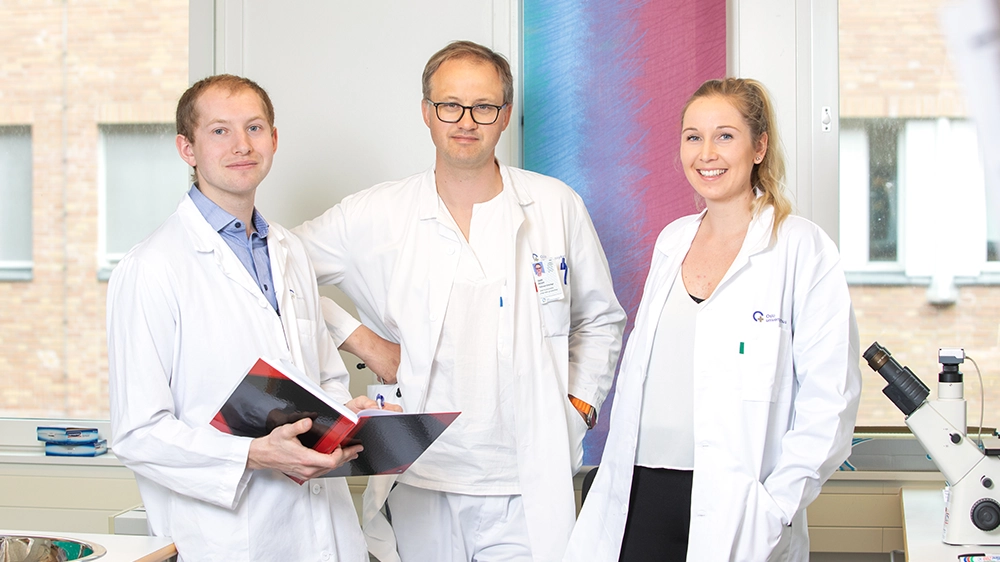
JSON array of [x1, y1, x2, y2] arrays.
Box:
[[0, 534, 107, 561]]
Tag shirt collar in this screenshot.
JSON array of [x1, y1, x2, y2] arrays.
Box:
[[187, 185, 270, 238]]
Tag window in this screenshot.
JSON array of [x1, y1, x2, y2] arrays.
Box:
[[0, 125, 32, 280], [99, 124, 189, 278], [0, 1, 188, 419], [841, 118, 902, 264], [839, 0, 999, 427]]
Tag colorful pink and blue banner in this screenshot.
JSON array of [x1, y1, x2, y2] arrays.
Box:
[[523, 0, 727, 463]]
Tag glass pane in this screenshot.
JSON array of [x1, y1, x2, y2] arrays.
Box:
[[865, 119, 900, 262], [103, 124, 189, 257], [0, 126, 32, 262], [0, 1, 189, 419]]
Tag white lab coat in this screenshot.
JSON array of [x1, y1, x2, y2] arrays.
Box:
[[294, 164, 626, 562], [565, 204, 862, 562], [107, 195, 368, 562]]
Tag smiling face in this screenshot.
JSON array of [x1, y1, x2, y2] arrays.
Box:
[[422, 57, 511, 172], [680, 95, 767, 207], [175, 84, 277, 209]]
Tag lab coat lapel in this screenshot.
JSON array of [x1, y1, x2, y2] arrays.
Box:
[[634, 215, 702, 372], [711, 202, 775, 298], [178, 197, 272, 304], [503, 165, 528, 312], [268, 228, 303, 366], [411, 171, 461, 411], [178, 197, 290, 359]]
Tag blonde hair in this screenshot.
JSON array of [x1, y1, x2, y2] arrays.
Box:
[[682, 78, 792, 236], [422, 41, 513, 105]]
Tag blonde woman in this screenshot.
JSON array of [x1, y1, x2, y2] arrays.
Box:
[[565, 78, 862, 561]]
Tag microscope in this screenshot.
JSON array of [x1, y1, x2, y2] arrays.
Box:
[[865, 342, 1000, 545]]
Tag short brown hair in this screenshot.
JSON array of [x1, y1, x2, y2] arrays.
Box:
[[682, 78, 791, 236], [422, 41, 513, 105], [175, 74, 275, 143]]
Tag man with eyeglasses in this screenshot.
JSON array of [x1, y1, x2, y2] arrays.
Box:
[[295, 40, 625, 562]]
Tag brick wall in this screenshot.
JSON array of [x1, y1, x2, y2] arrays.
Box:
[[852, 286, 1000, 426], [840, 0, 966, 118], [0, 0, 187, 418]]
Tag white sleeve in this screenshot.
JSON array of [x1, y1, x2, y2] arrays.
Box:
[[293, 204, 351, 287], [107, 256, 253, 510], [565, 196, 627, 413], [321, 296, 362, 349], [762, 234, 862, 522]]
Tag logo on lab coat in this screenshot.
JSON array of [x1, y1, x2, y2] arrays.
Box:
[[753, 310, 787, 325]]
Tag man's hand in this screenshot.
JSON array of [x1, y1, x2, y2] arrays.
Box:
[[339, 325, 401, 384], [247, 417, 362, 481], [345, 395, 403, 413]]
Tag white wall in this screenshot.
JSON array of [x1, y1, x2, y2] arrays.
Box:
[[194, 0, 519, 227], [728, 0, 840, 243]]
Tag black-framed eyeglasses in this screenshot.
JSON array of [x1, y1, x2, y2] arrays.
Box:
[[426, 100, 508, 125]]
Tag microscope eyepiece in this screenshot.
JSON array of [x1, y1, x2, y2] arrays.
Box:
[[863, 342, 931, 416], [863, 342, 890, 371]]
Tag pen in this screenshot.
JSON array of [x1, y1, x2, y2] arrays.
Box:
[[376, 394, 385, 409]]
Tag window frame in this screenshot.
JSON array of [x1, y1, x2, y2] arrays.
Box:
[[0, 124, 34, 281]]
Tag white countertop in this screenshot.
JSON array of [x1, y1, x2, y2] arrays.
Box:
[[0, 529, 175, 562]]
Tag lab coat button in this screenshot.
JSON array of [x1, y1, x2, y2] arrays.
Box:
[[429, 313, 438, 322], [258, 297, 268, 308], [311, 483, 321, 494], [446, 246, 456, 255], [620, 505, 628, 514], [321, 551, 331, 561]]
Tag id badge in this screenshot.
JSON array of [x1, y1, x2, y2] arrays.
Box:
[[532, 254, 566, 304]]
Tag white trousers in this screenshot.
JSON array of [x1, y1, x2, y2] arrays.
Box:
[[386, 483, 533, 562]]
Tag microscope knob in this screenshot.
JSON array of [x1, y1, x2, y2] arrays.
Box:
[[971, 498, 1000, 531], [984, 476, 995, 489], [951, 433, 963, 444]]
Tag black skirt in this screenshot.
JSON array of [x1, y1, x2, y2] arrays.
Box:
[[619, 466, 693, 562]]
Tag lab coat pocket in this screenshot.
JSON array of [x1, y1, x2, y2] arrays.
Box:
[[733, 481, 788, 562], [295, 317, 320, 368], [540, 299, 570, 337], [740, 325, 791, 403]]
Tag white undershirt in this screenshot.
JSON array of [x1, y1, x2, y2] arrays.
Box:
[[634, 268, 700, 469], [397, 191, 520, 495]]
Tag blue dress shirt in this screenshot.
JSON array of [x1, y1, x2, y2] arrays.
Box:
[[188, 185, 279, 314]]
